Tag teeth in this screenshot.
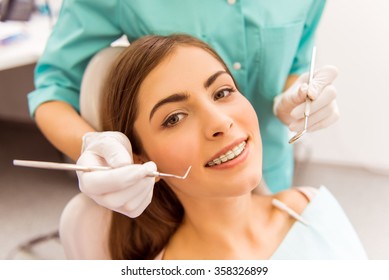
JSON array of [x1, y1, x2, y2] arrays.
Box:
[[226, 151, 234, 160], [207, 141, 246, 167]]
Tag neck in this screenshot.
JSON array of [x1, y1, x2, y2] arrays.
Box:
[[183, 193, 253, 232], [170, 192, 271, 258]]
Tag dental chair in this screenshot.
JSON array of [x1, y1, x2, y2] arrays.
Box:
[[80, 46, 125, 131], [59, 46, 125, 259]]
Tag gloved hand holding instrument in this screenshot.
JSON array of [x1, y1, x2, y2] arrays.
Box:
[[14, 131, 191, 218], [273, 46, 339, 143]]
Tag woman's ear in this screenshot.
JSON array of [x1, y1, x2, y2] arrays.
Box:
[[132, 153, 145, 164]]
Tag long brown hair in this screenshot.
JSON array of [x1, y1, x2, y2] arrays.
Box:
[[101, 34, 234, 259]]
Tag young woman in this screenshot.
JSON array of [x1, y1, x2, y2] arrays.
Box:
[[61, 34, 365, 260]]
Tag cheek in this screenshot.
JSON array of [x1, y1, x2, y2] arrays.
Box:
[[237, 98, 261, 134], [142, 130, 199, 174], [237, 98, 262, 168]]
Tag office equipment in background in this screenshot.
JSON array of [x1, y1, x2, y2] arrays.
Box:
[[0, 0, 35, 21]]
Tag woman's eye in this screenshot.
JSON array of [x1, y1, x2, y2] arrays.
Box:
[[214, 88, 235, 100], [162, 113, 185, 128]]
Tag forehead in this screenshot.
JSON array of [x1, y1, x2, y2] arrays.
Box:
[[139, 45, 226, 98]]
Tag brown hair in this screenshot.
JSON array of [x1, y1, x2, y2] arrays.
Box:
[[101, 34, 234, 259]]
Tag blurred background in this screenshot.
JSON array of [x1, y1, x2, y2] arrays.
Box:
[[0, 0, 388, 259]]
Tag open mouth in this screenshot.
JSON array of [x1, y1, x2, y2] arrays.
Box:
[[205, 141, 247, 167]]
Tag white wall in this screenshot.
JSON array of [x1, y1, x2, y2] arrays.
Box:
[[297, 0, 389, 173]]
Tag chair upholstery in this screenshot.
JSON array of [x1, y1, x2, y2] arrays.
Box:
[[80, 47, 125, 131]]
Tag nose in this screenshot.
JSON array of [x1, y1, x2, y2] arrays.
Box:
[[203, 106, 234, 140]]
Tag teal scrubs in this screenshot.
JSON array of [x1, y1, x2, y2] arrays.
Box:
[[28, 0, 326, 192]]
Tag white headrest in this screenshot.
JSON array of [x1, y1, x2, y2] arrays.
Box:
[[80, 47, 125, 131]]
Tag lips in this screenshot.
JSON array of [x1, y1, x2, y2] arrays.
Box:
[[205, 139, 247, 167]]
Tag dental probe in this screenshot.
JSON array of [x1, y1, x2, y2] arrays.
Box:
[[150, 166, 192, 179], [13, 159, 192, 179]]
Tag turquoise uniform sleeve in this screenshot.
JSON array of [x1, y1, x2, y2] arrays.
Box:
[[28, 0, 123, 117], [290, 0, 326, 75]]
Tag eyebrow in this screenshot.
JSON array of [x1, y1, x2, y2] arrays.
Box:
[[149, 93, 189, 121], [204, 70, 228, 89], [149, 70, 229, 121]]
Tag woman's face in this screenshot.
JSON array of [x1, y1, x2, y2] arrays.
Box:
[[134, 45, 262, 198]]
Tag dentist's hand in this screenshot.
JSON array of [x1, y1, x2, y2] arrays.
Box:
[[76, 131, 157, 218], [273, 65, 339, 132]]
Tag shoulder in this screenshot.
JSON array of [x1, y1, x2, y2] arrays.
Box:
[[272, 186, 318, 216], [262, 187, 316, 239]]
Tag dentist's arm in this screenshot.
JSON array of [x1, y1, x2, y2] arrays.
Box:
[[30, 1, 123, 161], [35, 101, 94, 161]]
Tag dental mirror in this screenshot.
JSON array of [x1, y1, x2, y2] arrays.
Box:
[[289, 46, 316, 144]]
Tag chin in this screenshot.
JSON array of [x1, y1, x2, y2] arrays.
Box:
[[222, 171, 262, 197], [242, 174, 262, 193]]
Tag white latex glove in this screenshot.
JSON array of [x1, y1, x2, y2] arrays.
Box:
[[76, 131, 157, 218], [273, 65, 339, 132]]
